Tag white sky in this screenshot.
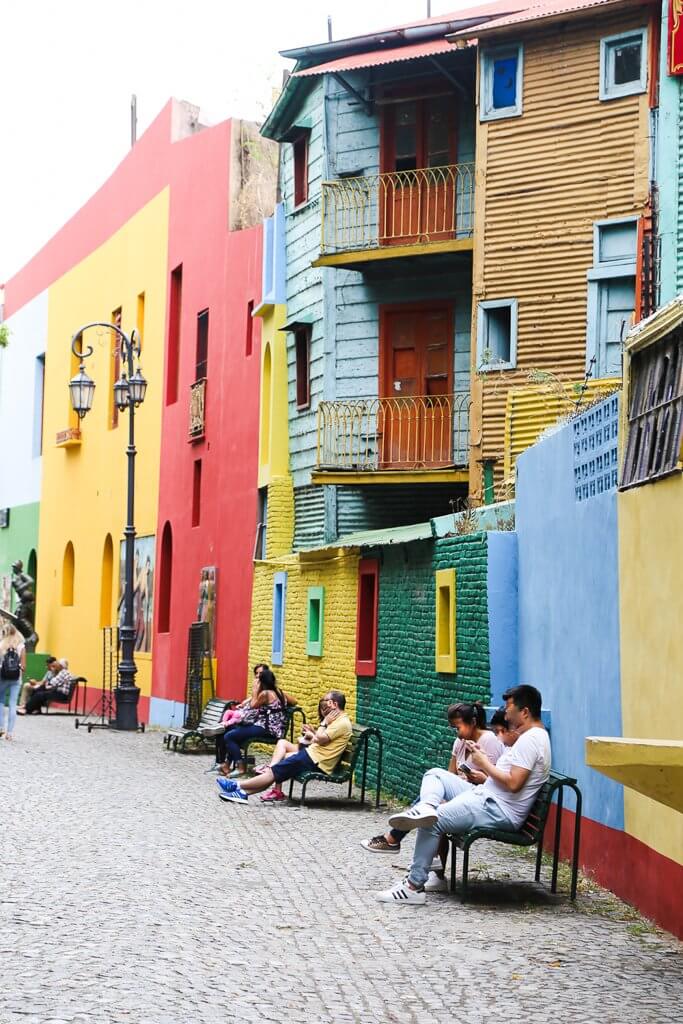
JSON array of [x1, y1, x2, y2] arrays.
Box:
[[0, 0, 458, 283]]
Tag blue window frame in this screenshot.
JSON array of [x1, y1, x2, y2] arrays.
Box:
[[481, 45, 523, 121], [599, 29, 647, 102], [272, 571, 287, 666]]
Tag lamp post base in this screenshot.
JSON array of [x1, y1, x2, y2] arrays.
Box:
[[114, 685, 141, 731]]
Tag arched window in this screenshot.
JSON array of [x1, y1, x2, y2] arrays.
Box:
[[62, 542, 75, 606], [99, 534, 114, 628], [260, 342, 272, 467], [158, 522, 173, 633]]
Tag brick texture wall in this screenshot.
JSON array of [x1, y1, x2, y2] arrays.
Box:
[[356, 532, 491, 800]]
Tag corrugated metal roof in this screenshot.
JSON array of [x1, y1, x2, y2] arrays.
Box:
[[292, 38, 460, 77], [300, 521, 434, 557], [625, 295, 683, 353], [449, 0, 629, 37]]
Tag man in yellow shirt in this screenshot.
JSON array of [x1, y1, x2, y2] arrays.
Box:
[[217, 690, 352, 805]]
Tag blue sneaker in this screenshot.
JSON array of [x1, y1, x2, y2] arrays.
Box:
[[216, 777, 238, 794], [218, 787, 248, 804]]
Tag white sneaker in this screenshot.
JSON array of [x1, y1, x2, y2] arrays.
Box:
[[387, 802, 438, 832], [375, 878, 426, 905], [424, 871, 448, 893]]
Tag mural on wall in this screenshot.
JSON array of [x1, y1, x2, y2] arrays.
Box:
[[118, 535, 155, 654], [197, 566, 217, 655]]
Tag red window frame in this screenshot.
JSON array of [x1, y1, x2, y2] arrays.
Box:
[[293, 131, 310, 207], [356, 558, 379, 676]]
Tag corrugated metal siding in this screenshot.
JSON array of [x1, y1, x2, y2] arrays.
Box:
[[337, 483, 467, 536], [475, 12, 651, 471], [503, 377, 621, 478], [293, 485, 326, 550]]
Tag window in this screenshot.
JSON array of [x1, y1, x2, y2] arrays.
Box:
[[481, 45, 523, 121], [254, 486, 268, 560], [587, 219, 637, 377], [293, 131, 310, 207], [246, 299, 255, 357], [195, 309, 209, 381], [110, 307, 122, 429], [158, 522, 173, 632], [356, 558, 379, 677], [476, 299, 518, 371], [306, 586, 325, 657], [295, 326, 311, 409], [600, 29, 647, 101], [621, 330, 683, 489], [166, 265, 182, 405], [62, 541, 75, 606], [435, 568, 456, 673], [100, 534, 114, 628], [272, 572, 287, 665], [192, 459, 202, 527], [33, 354, 45, 457]]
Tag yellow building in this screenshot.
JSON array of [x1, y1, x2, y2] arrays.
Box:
[[462, 1, 654, 498], [37, 190, 169, 711]]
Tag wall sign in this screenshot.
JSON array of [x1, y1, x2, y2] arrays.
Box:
[[669, 0, 683, 75]]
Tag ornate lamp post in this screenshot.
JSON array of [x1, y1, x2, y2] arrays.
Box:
[[69, 323, 148, 731]]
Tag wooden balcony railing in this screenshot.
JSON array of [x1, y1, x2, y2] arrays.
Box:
[[189, 378, 206, 441], [320, 163, 474, 255], [316, 393, 470, 472]]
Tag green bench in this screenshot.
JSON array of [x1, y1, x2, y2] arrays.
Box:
[[448, 770, 582, 900], [287, 723, 384, 808], [163, 698, 231, 753]]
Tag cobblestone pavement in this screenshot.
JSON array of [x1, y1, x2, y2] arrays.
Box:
[[2, 718, 682, 1024]]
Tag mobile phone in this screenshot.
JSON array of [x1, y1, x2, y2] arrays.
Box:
[[460, 763, 472, 776]]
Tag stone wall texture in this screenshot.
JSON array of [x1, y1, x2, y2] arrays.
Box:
[[356, 532, 491, 799]]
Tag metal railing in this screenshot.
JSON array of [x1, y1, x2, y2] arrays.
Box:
[[320, 163, 475, 255], [189, 378, 206, 440], [316, 393, 470, 471]]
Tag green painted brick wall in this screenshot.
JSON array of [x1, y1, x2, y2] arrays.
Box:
[[356, 532, 490, 800]]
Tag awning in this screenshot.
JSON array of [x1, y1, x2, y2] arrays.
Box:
[[299, 520, 434, 558], [292, 38, 465, 78]]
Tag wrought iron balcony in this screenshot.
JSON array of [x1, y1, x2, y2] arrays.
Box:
[[316, 394, 470, 473], [320, 163, 474, 256], [189, 378, 206, 441]]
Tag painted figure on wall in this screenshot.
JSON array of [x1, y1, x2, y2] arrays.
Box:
[[118, 536, 155, 654], [196, 566, 217, 655]]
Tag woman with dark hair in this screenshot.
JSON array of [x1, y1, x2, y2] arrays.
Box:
[[216, 667, 296, 777]]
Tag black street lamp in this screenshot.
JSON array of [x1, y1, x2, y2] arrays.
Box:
[[69, 322, 147, 731]]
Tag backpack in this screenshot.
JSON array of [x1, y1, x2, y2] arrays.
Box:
[[0, 647, 21, 681]]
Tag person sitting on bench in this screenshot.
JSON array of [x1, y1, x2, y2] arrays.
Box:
[[24, 659, 73, 715], [216, 690, 351, 805], [17, 655, 58, 714], [215, 667, 296, 777], [253, 697, 328, 803], [375, 685, 550, 905]]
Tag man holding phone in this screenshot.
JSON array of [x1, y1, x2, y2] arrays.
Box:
[[375, 685, 550, 905]]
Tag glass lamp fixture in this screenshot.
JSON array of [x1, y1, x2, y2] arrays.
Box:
[[68, 364, 96, 419], [128, 367, 148, 406], [113, 373, 130, 412]]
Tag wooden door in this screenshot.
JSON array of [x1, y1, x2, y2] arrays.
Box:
[[596, 277, 635, 377], [380, 97, 457, 246], [380, 306, 454, 467]]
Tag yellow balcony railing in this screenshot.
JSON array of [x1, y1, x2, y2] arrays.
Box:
[[189, 378, 206, 440], [316, 394, 470, 471], [320, 163, 474, 255]]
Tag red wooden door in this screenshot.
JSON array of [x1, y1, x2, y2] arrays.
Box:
[[381, 97, 457, 246], [380, 306, 454, 467]]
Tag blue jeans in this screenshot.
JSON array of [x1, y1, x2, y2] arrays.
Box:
[[270, 747, 316, 784], [0, 679, 20, 735], [221, 724, 273, 765], [408, 768, 516, 888]]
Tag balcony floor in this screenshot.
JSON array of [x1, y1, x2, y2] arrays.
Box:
[[312, 237, 473, 274], [312, 468, 469, 485]]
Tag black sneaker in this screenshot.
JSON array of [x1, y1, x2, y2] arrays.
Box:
[[360, 834, 401, 853]]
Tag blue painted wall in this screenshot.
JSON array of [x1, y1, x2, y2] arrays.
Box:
[[656, 2, 682, 303], [515, 413, 624, 831], [487, 531, 519, 706], [149, 696, 186, 729]]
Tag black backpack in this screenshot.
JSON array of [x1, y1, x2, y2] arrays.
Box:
[[1, 647, 21, 681]]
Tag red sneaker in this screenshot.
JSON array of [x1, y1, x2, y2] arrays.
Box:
[[260, 787, 286, 803]]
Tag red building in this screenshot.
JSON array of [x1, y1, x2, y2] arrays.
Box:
[[150, 112, 276, 725]]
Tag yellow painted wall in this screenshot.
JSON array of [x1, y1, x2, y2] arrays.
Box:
[[257, 303, 289, 487], [37, 189, 169, 700], [618, 473, 683, 866], [469, 11, 651, 499], [249, 548, 359, 724]]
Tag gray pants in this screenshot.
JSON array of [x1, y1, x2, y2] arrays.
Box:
[[408, 768, 516, 888]]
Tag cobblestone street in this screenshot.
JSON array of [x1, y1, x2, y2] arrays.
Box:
[[2, 717, 682, 1024]]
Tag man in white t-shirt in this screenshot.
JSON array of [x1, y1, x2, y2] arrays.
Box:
[[376, 685, 551, 906]]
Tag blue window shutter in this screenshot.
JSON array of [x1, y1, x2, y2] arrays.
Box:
[[493, 56, 518, 109], [272, 571, 287, 665]]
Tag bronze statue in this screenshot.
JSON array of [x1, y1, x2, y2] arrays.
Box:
[[0, 559, 39, 652]]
